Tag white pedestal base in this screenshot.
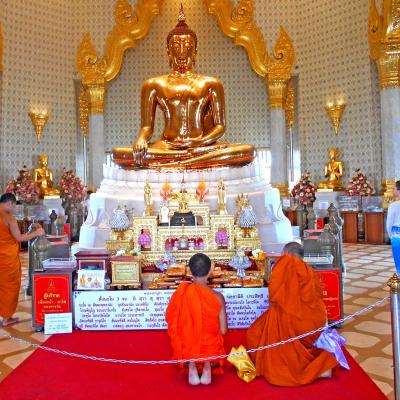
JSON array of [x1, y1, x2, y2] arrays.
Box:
[[78, 160, 293, 252]]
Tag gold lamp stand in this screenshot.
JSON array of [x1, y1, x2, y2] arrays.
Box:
[[325, 102, 345, 135], [29, 111, 48, 143]]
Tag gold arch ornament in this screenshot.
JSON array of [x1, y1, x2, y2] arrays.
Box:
[[204, 0, 295, 109], [76, 0, 163, 114]]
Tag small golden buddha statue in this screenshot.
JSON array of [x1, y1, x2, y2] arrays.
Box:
[[144, 181, 153, 216], [318, 147, 345, 191], [112, 6, 255, 170], [217, 178, 228, 215], [33, 154, 60, 198]]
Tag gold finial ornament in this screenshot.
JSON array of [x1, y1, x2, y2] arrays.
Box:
[[29, 111, 49, 143], [388, 273, 400, 294], [178, 3, 185, 22], [325, 101, 345, 135], [369, 0, 400, 89]]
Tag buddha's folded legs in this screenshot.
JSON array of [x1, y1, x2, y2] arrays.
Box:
[[112, 143, 255, 169]]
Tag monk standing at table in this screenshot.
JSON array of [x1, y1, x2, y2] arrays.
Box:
[[247, 242, 339, 386], [0, 193, 44, 326], [166, 253, 227, 385]]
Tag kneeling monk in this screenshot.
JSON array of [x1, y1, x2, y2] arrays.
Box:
[[166, 253, 227, 385], [247, 242, 340, 386]]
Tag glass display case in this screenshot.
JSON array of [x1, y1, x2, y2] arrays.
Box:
[[362, 196, 383, 212]]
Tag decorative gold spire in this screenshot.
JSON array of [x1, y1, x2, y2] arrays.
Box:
[[369, 0, 400, 89], [178, 3, 185, 22]]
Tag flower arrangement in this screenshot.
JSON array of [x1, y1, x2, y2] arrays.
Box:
[[291, 173, 317, 205], [59, 168, 86, 204], [215, 227, 229, 247], [138, 230, 152, 248], [345, 169, 375, 196], [6, 166, 40, 204]]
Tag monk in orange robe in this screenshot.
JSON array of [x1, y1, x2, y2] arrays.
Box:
[[0, 193, 44, 326], [247, 242, 339, 386], [166, 253, 227, 385]]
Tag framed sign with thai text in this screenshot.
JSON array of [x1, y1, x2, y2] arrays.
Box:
[[32, 271, 73, 330]]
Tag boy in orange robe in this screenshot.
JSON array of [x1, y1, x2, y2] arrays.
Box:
[[166, 253, 227, 385], [247, 242, 339, 386], [0, 193, 44, 326]]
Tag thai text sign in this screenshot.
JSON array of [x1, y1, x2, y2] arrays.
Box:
[[74, 287, 269, 330]]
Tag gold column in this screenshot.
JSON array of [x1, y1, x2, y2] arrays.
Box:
[[369, 0, 400, 90], [369, 0, 400, 201], [0, 19, 3, 72]]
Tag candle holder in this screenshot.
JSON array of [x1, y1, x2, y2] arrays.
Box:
[[29, 110, 49, 143]]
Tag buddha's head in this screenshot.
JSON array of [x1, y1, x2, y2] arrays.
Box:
[[39, 154, 48, 167], [167, 5, 197, 73], [328, 147, 339, 161]]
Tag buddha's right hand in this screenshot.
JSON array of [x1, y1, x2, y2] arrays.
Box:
[[133, 137, 148, 166]]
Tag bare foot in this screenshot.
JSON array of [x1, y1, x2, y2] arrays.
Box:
[[319, 369, 332, 378], [188, 362, 200, 385], [200, 362, 212, 385], [1, 317, 19, 327]]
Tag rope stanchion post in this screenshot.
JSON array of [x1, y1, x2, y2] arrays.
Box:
[[388, 273, 400, 400]]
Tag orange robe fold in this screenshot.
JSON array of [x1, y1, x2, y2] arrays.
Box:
[[247, 254, 338, 386], [0, 213, 21, 319], [166, 282, 225, 368]]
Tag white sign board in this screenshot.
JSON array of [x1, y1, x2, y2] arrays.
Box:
[[44, 312, 73, 334], [73, 288, 269, 330]]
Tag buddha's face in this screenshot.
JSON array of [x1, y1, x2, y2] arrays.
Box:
[[328, 148, 338, 161], [168, 34, 197, 73], [39, 156, 48, 167]]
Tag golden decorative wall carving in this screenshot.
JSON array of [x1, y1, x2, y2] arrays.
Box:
[[79, 86, 89, 136], [205, 0, 295, 109], [369, 0, 400, 89], [76, 0, 163, 114], [285, 81, 295, 130]]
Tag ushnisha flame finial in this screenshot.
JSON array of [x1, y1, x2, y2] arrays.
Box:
[[178, 3, 185, 23]]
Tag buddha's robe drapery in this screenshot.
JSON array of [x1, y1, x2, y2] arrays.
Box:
[[166, 282, 225, 369], [0, 212, 21, 319], [247, 254, 338, 386]]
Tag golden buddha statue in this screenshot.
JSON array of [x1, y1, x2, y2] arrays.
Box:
[[33, 154, 60, 198], [112, 6, 255, 170], [318, 147, 345, 191]]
